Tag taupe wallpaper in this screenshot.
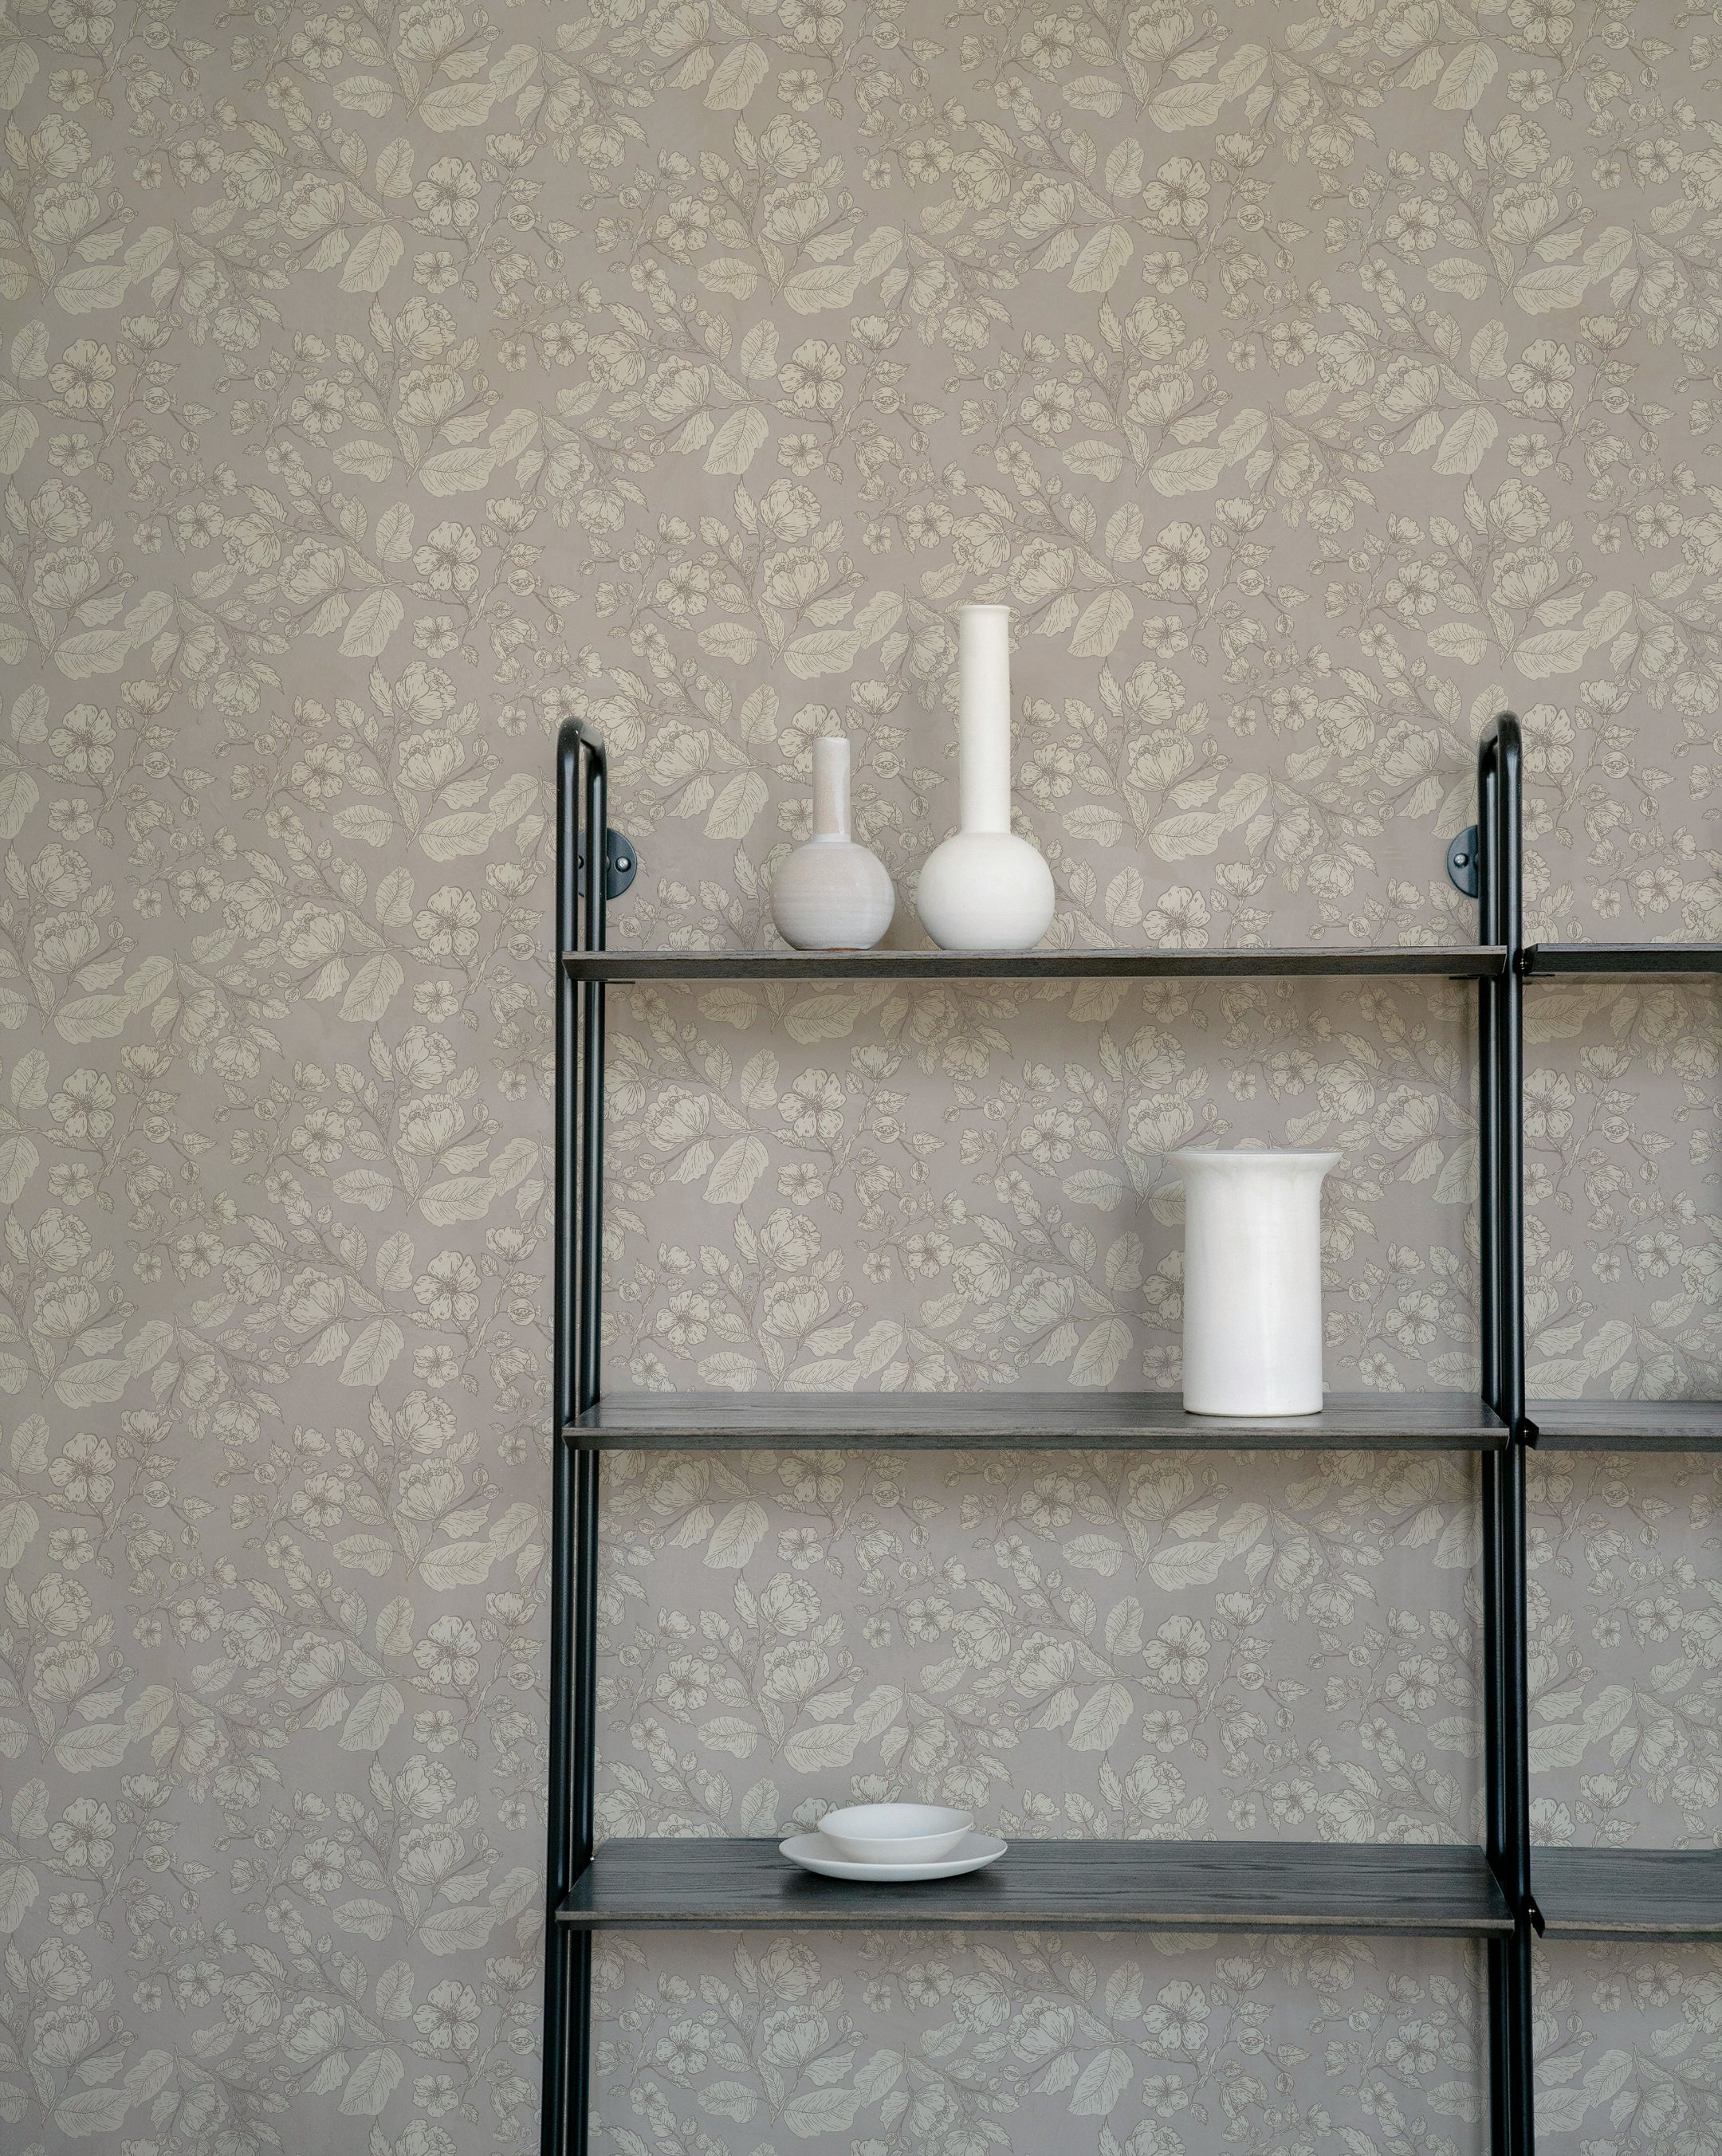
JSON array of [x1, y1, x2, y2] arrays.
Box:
[[0, 0, 1718, 2150]]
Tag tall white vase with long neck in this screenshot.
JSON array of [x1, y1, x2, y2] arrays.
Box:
[[1170, 1149, 1340, 1416], [915, 604, 1055, 953]]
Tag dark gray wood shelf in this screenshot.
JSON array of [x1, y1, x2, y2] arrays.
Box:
[[568, 1390, 1507, 1452], [1535, 1848, 1722, 1938], [1531, 1400, 1722, 1450], [558, 1837, 1512, 1936], [563, 946, 1507, 984], [1526, 943, 1722, 979]]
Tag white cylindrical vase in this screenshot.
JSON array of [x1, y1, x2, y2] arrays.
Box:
[[770, 737, 895, 952], [915, 604, 1055, 953], [1170, 1149, 1339, 1416]]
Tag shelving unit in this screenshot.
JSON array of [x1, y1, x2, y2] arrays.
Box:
[[544, 714, 1559, 2154]]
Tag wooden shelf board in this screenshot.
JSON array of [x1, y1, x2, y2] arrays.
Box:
[[1527, 943, 1722, 979], [562, 947, 1507, 984], [568, 1390, 1507, 1452], [1531, 1400, 1722, 1450], [557, 1838, 1512, 1935], [1535, 1848, 1722, 1938]]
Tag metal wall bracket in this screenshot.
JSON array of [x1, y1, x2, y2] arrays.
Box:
[[1447, 824, 1479, 897], [576, 829, 638, 902]]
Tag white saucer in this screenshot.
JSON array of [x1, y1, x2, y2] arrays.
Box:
[[780, 1831, 1006, 1883]]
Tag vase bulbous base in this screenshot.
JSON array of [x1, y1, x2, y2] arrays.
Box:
[[770, 839, 895, 952], [915, 830, 1055, 953]]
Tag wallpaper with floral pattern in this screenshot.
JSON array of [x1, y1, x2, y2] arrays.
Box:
[[0, 0, 1718, 2149]]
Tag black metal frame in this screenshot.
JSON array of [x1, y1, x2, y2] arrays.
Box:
[[544, 715, 1540, 2154], [1476, 716, 1535, 2155], [545, 719, 609, 2156]]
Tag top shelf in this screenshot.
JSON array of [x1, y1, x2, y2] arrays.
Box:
[[563, 946, 1508, 984], [1525, 944, 1722, 979]]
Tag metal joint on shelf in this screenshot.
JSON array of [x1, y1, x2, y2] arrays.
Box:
[[576, 828, 639, 902], [1446, 824, 1480, 897]]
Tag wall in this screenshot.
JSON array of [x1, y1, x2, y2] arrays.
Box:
[[0, 1, 1719, 2150]]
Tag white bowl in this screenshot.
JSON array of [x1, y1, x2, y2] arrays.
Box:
[[816, 1803, 974, 1864]]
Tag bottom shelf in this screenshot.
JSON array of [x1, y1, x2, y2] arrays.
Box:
[[557, 1838, 1512, 1936], [1535, 1848, 1722, 1938]]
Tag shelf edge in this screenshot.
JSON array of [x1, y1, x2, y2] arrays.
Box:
[[561, 947, 1509, 984]]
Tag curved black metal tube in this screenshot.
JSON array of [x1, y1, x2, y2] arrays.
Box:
[[544, 717, 608, 2156], [1476, 713, 1532, 2156]]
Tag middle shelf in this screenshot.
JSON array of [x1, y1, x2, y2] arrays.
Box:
[[567, 1391, 1509, 1451], [1533, 1848, 1722, 1939], [568, 1393, 1722, 1453], [1530, 1400, 1722, 1449], [556, 1837, 1514, 1936]]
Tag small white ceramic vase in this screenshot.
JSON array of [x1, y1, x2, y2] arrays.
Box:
[[770, 737, 894, 952], [1170, 1149, 1340, 1416], [916, 603, 1055, 952]]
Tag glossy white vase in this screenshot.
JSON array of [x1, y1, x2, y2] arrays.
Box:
[[916, 604, 1055, 953], [770, 736, 894, 952], [1170, 1149, 1339, 1416]]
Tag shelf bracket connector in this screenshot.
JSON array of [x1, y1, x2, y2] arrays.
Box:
[[1445, 824, 1479, 898], [576, 828, 639, 902]]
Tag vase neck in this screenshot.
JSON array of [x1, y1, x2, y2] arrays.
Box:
[[958, 603, 1012, 833], [811, 736, 852, 840]]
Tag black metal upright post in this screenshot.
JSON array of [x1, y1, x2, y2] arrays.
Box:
[[1476, 735, 1509, 2156], [1496, 717, 1535, 2156], [1476, 715, 1532, 2156], [544, 719, 607, 2156]]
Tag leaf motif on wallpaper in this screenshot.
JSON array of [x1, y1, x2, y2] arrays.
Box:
[[340, 1683, 405, 1752], [706, 406, 769, 474], [1068, 1683, 1134, 1751], [1433, 43, 1496, 109], [705, 41, 769, 110], [705, 1502, 769, 1569], [783, 2087, 865, 2138], [418, 446, 495, 495], [1433, 406, 1496, 476], [419, 1903, 500, 1952], [0, 1863, 37, 1935], [1069, 590, 1134, 658], [340, 226, 403, 294], [1145, 81, 1228, 131], [1069, 224, 1133, 294], [418, 1541, 497, 1589], [338, 2048, 404, 2117], [340, 1319, 403, 1387], [1145, 1542, 1225, 1592], [340, 588, 403, 657], [1070, 2044, 1134, 2116], [53, 2087, 136, 2138]]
